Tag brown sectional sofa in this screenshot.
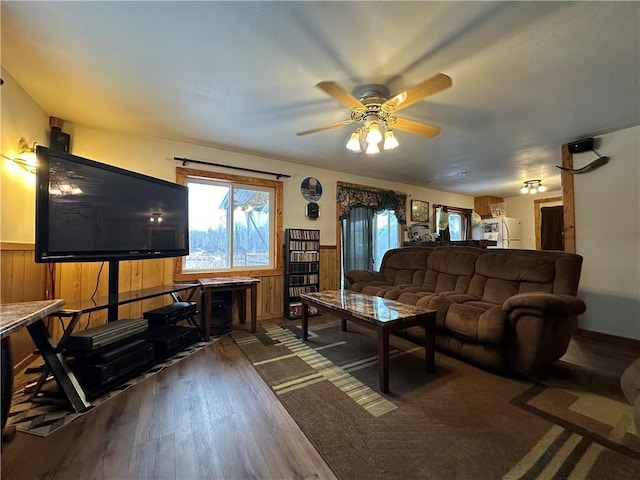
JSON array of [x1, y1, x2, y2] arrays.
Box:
[[346, 246, 586, 376]]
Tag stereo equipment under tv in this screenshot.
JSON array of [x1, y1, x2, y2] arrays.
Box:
[[66, 318, 149, 352], [73, 339, 155, 394], [143, 301, 198, 327], [147, 325, 200, 357]]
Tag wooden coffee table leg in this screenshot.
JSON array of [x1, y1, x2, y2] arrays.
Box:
[[424, 314, 435, 372], [341, 318, 347, 332], [378, 326, 390, 393]]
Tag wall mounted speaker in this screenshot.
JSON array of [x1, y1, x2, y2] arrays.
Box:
[[567, 138, 593, 154], [50, 127, 71, 153]]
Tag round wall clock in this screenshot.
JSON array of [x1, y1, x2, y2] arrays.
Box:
[[301, 177, 322, 201]]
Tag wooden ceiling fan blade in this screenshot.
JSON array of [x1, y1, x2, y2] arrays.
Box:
[[392, 117, 441, 137], [316, 81, 365, 110], [296, 119, 354, 136], [383, 73, 452, 112]]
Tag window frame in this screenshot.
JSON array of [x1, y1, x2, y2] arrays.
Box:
[[174, 167, 283, 281]]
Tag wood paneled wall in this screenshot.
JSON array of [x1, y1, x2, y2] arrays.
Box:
[[1, 243, 50, 369], [1, 243, 340, 369]]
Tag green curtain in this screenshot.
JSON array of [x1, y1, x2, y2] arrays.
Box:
[[342, 206, 375, 272]]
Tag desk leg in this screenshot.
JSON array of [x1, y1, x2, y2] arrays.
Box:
[[26, 321, 90, 413], [238, 290, 247, 326], [302, 302, 309, 341], [377, 326, 390, 393], [250, 284, 257, 333], [203, 288, 211, 342]]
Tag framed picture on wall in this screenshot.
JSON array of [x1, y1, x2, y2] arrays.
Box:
[[411, 200, 429, 222]]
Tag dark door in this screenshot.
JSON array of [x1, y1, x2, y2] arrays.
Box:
[[540, 205, 564, 250]]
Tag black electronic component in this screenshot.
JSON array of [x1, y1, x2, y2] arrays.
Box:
[[143, 302, 198, 327], [567, 138, 594, 154], [66, 318, 148, 351]]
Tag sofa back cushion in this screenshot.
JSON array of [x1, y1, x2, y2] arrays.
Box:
[[380, 247, 433, 286], [468, 249, 583, 304], [422, 247, 483, 293]]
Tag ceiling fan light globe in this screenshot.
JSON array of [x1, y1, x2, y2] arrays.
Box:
[[529, 187, 537, 194], [383, 130, 399, 150], [538, 184, 547, 193], [366, 123, 383, 144], [520, 186, 529, 194], [346, 132, 361, 151], [366, 142, 380, 155]]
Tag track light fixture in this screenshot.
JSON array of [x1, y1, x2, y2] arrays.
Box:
[[520, 179, 546, 195]]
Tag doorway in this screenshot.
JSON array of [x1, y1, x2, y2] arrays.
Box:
[[534, 196, 563, 250]]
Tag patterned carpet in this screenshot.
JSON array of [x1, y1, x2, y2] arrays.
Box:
[[6, 340, 214, 437], [232, 318, 639, 480]]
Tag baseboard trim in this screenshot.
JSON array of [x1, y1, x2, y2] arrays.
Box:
[[14, 352, 39, 376], [575, 328, 640, 350]]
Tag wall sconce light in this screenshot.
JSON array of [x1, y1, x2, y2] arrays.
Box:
[[520, 179, 547, 195], [4, 137, 38, 173]]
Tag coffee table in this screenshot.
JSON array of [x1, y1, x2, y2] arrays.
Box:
[[300, 290, 436, 393]]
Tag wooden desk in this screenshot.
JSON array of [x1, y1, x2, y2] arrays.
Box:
[[1, 299, 66, 439], [199, 277, 260, 340]]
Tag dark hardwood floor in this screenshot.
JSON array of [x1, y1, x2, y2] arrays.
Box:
[[1, 332, 337, 480], [1, 324, 637, 480]]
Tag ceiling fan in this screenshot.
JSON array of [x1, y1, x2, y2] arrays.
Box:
[[296, 73, 452, 154]]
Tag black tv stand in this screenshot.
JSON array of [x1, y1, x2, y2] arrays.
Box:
[[27, 282, 199, 413]]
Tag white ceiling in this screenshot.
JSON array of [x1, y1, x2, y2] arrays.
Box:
[[2, 1, 639, 198]]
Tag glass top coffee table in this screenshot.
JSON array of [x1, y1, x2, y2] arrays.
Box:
[[300, 290, 436, 393]]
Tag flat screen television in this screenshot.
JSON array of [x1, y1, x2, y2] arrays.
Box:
[[35, 146, 189, 263]]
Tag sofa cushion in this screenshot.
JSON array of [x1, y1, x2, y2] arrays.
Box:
[[359, 284, 394, 297], [379, 247, 432, 286], [444, 301, 507, 345], [468, 250, 563, 304], [422, 247, 481, 293]]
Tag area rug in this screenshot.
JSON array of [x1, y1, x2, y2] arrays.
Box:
[[6, 339, 215, 437], [231, 319, 639, 480]]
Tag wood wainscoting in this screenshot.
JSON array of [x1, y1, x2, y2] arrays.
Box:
[[1, 242, 341, 369], [1, 243, 50, 370]]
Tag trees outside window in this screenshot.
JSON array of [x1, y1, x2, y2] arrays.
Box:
[[175, 168, 283, 280]]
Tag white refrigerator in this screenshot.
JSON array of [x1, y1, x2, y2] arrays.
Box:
[[481, 217, 521, 248]]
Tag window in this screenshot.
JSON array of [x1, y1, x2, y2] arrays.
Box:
[[342, 207, 401, 274], [175, 168, 283, 279], [434, 205, 472, 242], [373, 209, 400, 270], [447, 213, 462, 241]]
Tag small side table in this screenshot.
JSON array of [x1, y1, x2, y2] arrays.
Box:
[[199, 277, 260, 340]]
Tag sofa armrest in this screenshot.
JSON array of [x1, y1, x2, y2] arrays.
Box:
[[503, 293, 586, 375], [345, 270, 388, 285], [503, 292, 586, 316]]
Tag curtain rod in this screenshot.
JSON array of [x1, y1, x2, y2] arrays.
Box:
[[174, 157, 290, 179]]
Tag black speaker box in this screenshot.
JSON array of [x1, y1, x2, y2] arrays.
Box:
[[50, 127, 71, 153], [567, 138, 593, 154]]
